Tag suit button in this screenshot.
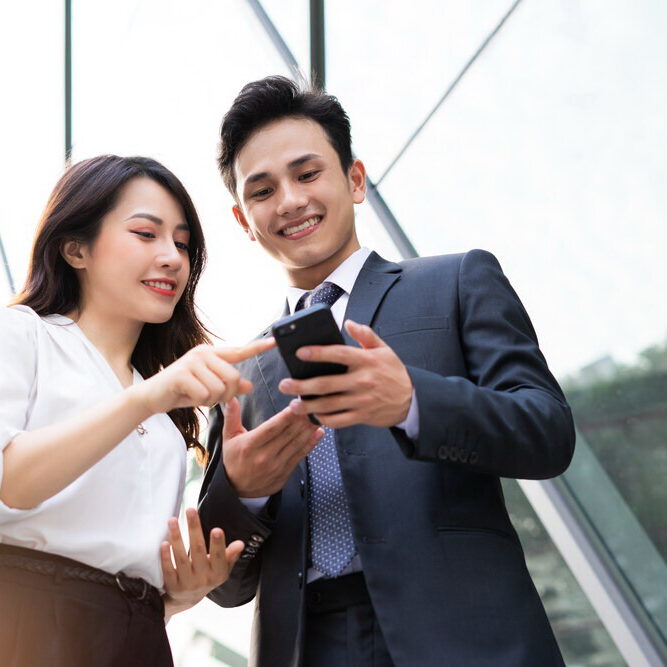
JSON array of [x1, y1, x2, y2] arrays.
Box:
[[297, 571, 304, 588], [437, 446, 447, 460]]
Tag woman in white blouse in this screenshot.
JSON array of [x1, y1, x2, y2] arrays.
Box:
[[0, 155, 314, 665]]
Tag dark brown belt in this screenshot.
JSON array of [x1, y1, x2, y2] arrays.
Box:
[[306, 572, 371, 614], [0, 543, 163, 613]]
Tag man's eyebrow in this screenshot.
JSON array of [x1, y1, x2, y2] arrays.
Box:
[[287, 153, 321, 169], [126, 213, 189, 231], [244, 153, 323, 186]]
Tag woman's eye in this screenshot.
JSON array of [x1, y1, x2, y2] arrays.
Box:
[[175, 242, 190, 251], [132, 231, 155, 239]]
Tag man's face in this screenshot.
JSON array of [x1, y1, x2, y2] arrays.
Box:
[[232, 117, 366, 289]]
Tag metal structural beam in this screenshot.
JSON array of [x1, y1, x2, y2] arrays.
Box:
[[520, 475, 667, 666], [246, 0, 417, 259], [245, 0, 303, 84], [0, 234, 16, 295], [309, 0, 325, 89], [65, 0, 72, 164], [376, 0, 525, 187]]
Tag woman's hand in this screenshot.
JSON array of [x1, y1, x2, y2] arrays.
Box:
[[161, 508, 244, 621], [131, 338, 274, 416]]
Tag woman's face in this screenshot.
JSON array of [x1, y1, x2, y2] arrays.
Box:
[[75, 176, 191, 325]]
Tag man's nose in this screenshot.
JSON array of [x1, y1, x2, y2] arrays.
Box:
[[276, 183, 308, 215]]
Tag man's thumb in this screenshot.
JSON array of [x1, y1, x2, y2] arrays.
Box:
[[222, 397, 246, 438]]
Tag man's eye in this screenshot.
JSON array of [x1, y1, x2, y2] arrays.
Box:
[[299, 170, 320, 181], [132, 231, 155, 239], [252, 188, 272, 199]]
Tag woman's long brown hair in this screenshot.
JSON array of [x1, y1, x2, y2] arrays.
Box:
[[12, 155, 209, 459]]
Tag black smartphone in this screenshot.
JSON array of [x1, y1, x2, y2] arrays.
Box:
[[272, 304, 347, 420]]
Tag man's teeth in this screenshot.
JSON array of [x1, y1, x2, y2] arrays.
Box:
[[143, 281, 174, 290], [283, 216, 320, 236]]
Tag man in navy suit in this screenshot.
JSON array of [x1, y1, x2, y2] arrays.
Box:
[[199, 76, 575, 666]]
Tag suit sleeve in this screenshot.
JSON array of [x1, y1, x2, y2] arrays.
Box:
[[198, 405, 277, 608], [391, 249, 575, 479]]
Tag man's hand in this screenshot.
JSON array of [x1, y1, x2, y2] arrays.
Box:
[[278, 320, 413, 429], [222, 397, 323, 498], [161, 508, 244, 621]]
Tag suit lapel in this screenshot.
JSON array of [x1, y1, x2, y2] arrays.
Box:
[[254, 299, 292, 414], [253, 252, 403, 430], [342, 251, 402, 344]]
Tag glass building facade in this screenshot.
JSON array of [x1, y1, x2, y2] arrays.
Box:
[[1, 2, 665, 665]]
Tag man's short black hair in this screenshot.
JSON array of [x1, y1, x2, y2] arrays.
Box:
[[218, 76, 354, 199]]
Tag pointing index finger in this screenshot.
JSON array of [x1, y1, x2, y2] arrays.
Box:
[[215, 337, 275, 364]]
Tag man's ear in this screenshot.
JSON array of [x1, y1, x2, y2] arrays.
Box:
[[60, 240, 87, 269], [232, 205, 256, 242], [348, 159, 367, 205]]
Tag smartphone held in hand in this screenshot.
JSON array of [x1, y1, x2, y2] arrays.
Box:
[[272, 303, 347, 383]]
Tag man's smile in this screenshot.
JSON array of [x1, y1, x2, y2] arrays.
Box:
[[280, 215, 322, 238]]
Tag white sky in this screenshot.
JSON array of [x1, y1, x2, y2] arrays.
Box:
[[1, 0, 666, 658]]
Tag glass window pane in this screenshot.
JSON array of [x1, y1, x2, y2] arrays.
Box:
[[503, 480, 626, 666], [326, 0, 516, 180], [0, 1, 65, 291]]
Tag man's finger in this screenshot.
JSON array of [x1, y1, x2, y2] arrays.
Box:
[[315, 410, 360, 429], [344, 320, 387, 350], [294, 343, 363, 366], [222, 398, 246, 440], [272, 418, 323, 460], [279, 372, 353, 397], [291, 393, 353, 417], [239, 406, 309, 449]]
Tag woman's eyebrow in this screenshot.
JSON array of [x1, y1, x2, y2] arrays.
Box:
[[126, 213, 189, 231]]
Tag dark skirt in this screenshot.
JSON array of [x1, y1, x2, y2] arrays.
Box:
[[0, 543, 173, 667]]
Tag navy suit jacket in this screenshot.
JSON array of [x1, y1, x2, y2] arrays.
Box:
[[199, 249, 575, 666]]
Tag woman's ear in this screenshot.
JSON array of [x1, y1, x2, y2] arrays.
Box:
[[60, 240, 87, 269]]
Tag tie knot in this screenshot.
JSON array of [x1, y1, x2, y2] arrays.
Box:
[[296, 282, 345, 311]]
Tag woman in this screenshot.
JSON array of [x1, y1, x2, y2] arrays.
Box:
[[0, 155, 315, 665]]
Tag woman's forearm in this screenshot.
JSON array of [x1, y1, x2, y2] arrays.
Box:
[[0, 384, 152, 509]]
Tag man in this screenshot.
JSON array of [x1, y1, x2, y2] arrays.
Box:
[[199, 75, 575, 666]]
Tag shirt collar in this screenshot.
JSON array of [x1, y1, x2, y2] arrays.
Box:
[[286, 247, 372, 314]]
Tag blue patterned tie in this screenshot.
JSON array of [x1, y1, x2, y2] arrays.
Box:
[[296, 282, 357, 578]]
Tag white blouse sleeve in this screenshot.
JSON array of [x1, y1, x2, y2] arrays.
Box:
[[0, 307, 39, 485]]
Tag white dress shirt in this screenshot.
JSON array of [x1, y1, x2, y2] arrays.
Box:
[[243, 247, 419, 579], [0, 306, 186, 589]]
